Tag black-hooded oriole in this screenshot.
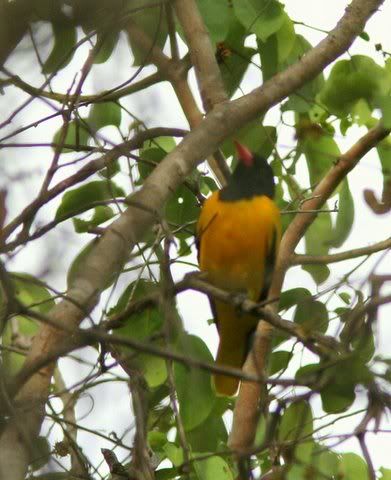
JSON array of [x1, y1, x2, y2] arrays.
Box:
[[197, 142, 281, 396]]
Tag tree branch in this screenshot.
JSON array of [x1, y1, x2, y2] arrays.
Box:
[[1, 69, 165, 105], [173, 0, 228, 111], [291, 236, 391, 265], [1, 127, 187, 249], [230, 122, 389, 453], [126, 6, 231, 185]]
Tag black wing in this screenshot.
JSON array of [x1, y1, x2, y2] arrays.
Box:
[[258, 226, 278, 302]]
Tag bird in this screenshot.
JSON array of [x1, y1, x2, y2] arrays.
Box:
[[196, 141, 281, 396]]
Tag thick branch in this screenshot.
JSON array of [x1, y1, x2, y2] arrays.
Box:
[[173, 0, 228, 110]]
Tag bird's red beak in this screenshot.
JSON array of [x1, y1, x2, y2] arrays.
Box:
[[234, 141, 253, 167]]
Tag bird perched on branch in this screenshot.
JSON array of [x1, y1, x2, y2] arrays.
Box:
[[197, 142, 281, 396]]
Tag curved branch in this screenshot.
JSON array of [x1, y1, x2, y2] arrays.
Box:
[[273, 123, 389, 295], [2, 69, 164, 104], [230, 121, 389, 453], [292, 237, 391, 265]]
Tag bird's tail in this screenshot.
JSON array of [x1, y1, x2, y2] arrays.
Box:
[[213, 301, 256, 396]]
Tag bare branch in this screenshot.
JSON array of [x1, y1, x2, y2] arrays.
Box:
[[292, 236, 391, 265]]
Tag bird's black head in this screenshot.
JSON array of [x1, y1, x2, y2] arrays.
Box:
[[219, 141, 275, 201]]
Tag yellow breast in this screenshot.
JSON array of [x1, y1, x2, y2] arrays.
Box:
[[197, 191, 280, 299]]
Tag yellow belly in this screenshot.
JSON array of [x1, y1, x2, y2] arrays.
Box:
[[197, 191, 280, 299]]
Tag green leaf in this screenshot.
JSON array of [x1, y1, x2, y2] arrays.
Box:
[[222, 124, 277, 161], [186, 406, 228, 452], [94, 30, 120, 64], [295, 363, 323, 385], [279, 401, 314, 463], [194, 454, 233, 480], [275, 13, 296, 62], [269, 350, 292, 375], [258, 34, 279, 82], [99, 159, 121, 179], [287, 465, 306, 480], [52, 119, 90, 153], [12, 273, 55, 315], [220, 44, 256, 99], [327, 179, 355, 248], [148, 431, 167, 451], [351, 333, 375, 365], [114, 280, 168, 388], [339, 453, 368, 480], [142, 354, 168, 388], [215, 18, 255, 97], [312, 447, 340, 479], [302, 212, 333, 284], [30, 436, 50, 471], [294, 298, 329, 334], [155, 468, 178, 480], [380, 95, 391, 129], [299, 126, 337, 283], [380, 467, 391, 480], [359, 32, 370, 41], [67, 239, 107, 289], [320, 366, 356, 413], [279, 287, 311, 311], [200, 176, 218, 195], [89, 102, 122, 130], [296, 361, 355, 415], [138, 147, 165, 181], [258, 11, 295, 80], [138, 138, 176, 182], [55, 180, 125, 220], [301, 132, 340, 187], [42, 19, 77, 73], [163, 443, 183, 467], [1, 274, 55, 376], [281, 36, 324, 112], [165, 185, 199, 229], [144, 136, 176, 153], [234, 0, 285, 42], [174, 334, 215, 431], [73, 205, 115, 233], [126, 0, 168, 66], [352, 99, 376, 128], [377, 140, 391, 202], [196, 0, 230, 43], [339, 292, 351, 305], [318, 55, 389, 116]]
